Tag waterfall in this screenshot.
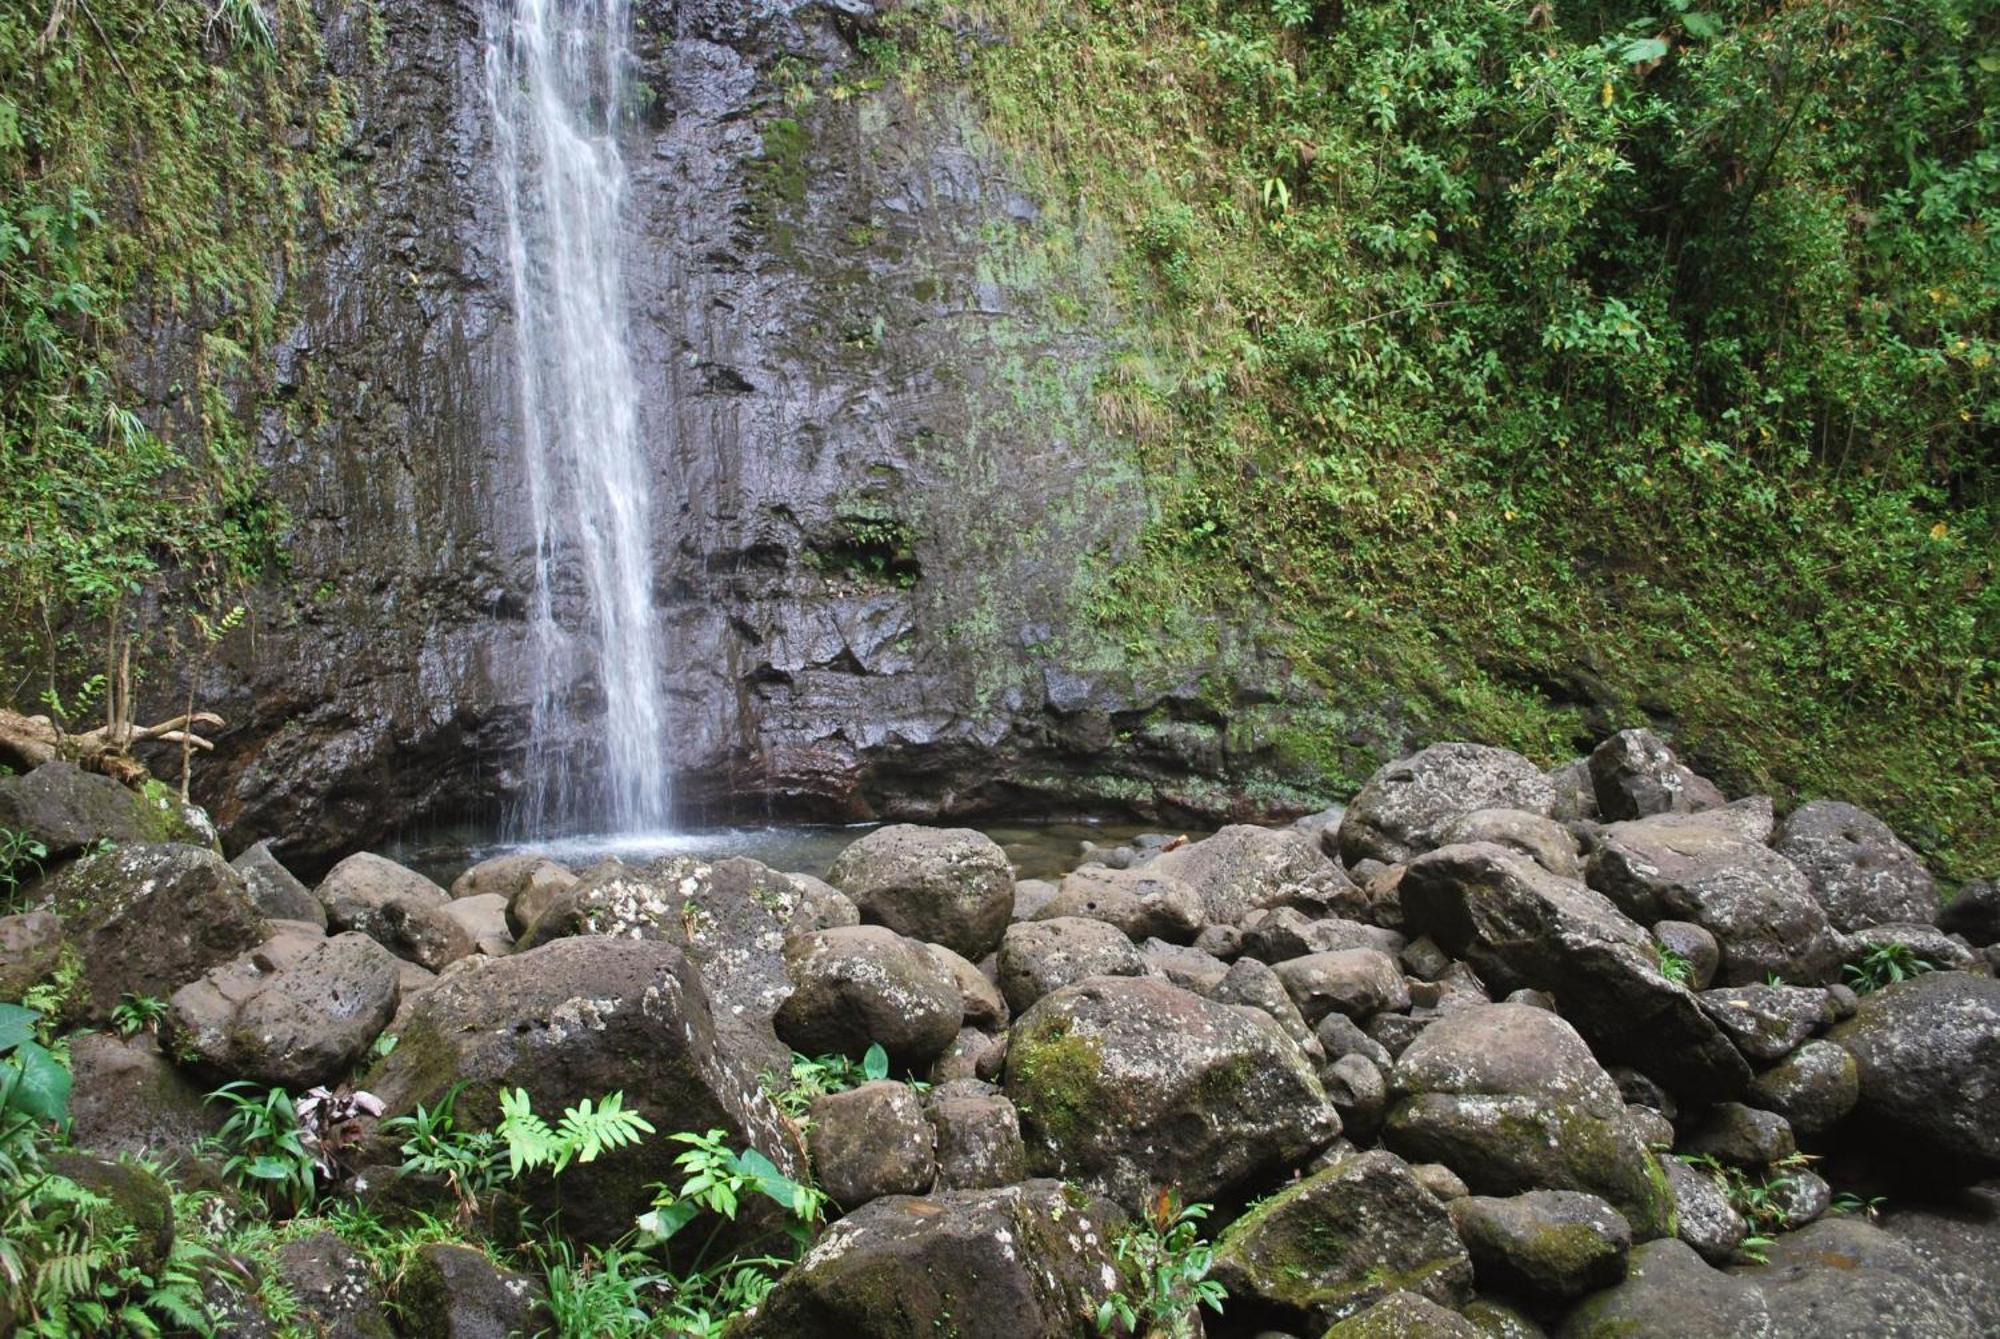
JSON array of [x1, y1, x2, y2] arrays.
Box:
[[485, 0, 669, 833]]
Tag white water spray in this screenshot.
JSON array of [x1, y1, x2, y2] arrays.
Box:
[[485, 0, 668, 832]]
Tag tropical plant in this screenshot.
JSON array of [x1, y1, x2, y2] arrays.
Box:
[[1678, 1151, 1820, 1263], [1095, 1191, 1226, 1338], [381, 1083, 502, 1220], [538, 1238, 665, 1338], [1844, 943, 1938, 994], [205, 1082, 316, 1216], [763, 1043, 888, 1119], [0, 828, 47, 904], [1654, 945, 1693, 986], [108, 994, 168, 1039], [0, 1003, 70, 1129], [495, 1086, 655, 1178]]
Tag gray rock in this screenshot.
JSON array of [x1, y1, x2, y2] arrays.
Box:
[[736, 1180, 1124, 1336], [1004, 975, 1339, 1208], [1747, 1039, 1859, 1135], [1588, 729, 1723, 822], [275, 1232, 394, 1339], [1411, 1163, 1470, 1202], [1548, 759, 1599, 824], [1683, 1103, 1796, 1169], [1323, 1052, 1389, 1139], [1401, 842, 1750, 1101], [927, 1088, 1027, 1191], [1150, 823, 1365, 925], [1274, 948, 1410, 1024], [1829, 971, 2000, 1171], [1653, 920, 1719, 991], [1938, 879, 2000, 946], [1212, 1149, 1475, 1329], [0, 761, 175, 859], [449, 853, 547, 901], [1340, 743, 1556, 866], [1383, 1004, 1674, 1239], [1449, 1190, 1632, 1301], [1317, 1011, 1394, 1067], [828, 824, 1014, 961], [1626, 1104, 1675, 1150], [1664, 1156, 1748, 1264], [0, 910, 64, 1002], [504, 860, 579, 938], [391, 1242, 548, 1339], [440, 893, 512, 957], [778, 872, 862, 932], [777, 926, 963, 1070], [1555, 1239, 1770, 1338], [1039, 865, 1204, 942], [317, 851, 449, 914], [66, 1032, 223, 1158], [321, 853, 469, 972], [1439, 808, 1583, 880], [808, 1081, 935, 1210], [1775, 800, 1938, 931], [1586, 812, 1844, 984], [232, 840, 324, 927], [1193, 922, 1245, 961], [1242, 907, 1405, 963], [1696, 984, 1828, 1064], [364, 937, 798, 1242], [1218, 955, 1322, 1056], [995, 916, 1142, 1014], [1767, 1167, 1831, 1228], [1138, 937, 1231, 994], [1011, 878, 1059, 921], [925, 942, 1008, 1030], [1748, 1216, 1979, 1337], [1462, 1296, 1547, 1338], [39, 843, 265, 1022], [1843, 922, 1977, 972], [1323, 1290, 1484, 1338], [927, 1027, 1001, 1085], [163, 931, 400, 1087], [1878, 1183, 2000, 1338]]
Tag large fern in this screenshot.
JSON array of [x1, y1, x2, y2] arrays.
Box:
[[496, 1088, 655, 1177]]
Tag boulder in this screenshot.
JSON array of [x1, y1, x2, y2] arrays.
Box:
[[1585, 813, 1843, 984], [1775, 800, 1938, 931], [1878, 1183, 2000, 1339], [1241, 907, 1404, 963], [1587, 729, 1722, 822], [1448, 1190, 1631, 1301], [1211, 1149, 1474, 1330], [735, 1180, 1124, 1337], [64, 1032, 223, 1157], [1554, 1239, 1770, 1338], [1216, 956, 1321, 1056], [231, 840, 324, 927], [1004, 976, 1339, 1207], [1548, 758, 1599, 824], [1746, 1039, 1858, 1136], [440, 893, 512, 957], [363, 937, 798, 1241], [1140, 938, 1231, 994], [778, 872, 862, 932], [1401, 843, 1750, 1101], [925, 943, 1008, 1030], [275, 1232, 395, 1338], [1749, 1216, 1979, 1337], [1653, 920, 1719, 991], [391, 1242, 547, 1339], [317, 851, 450, 913], [1272, 948, 1410, 1025], [1663, 1156, 1748, 1264], [0, 761, 171, 858], [828, 825, 1014, 961], [927, 1084, 1027, 1191], [1439, 808, 1583, 880], [776, 926, 963, 1070], [1682, 1103, 1795, 1169], [321, 854, 469, 972], [0, 910, 65, 1001], [1011, 878, 1059, 922], [1322, 1290, 1483, 1338], [162, 931, 400, 1087], [1039, 865, 1204, 942], [808, 1081, 935, 1210], [1938, 879, 2000, 946], [1695, 984, 1827, 1064], [38, 843, 265, 1021], [1323, 1052, 1389, 1139], [1339, 743, 1556, 866], [1149, 823, 1364, 925], [48, 1152, 174, 1275], [1828, 971, 2000, 1171], [995, 917, 1143, 1014], [1844, 922, 1977, 972], [450, 852, 550, 901], [1383, 1005, 1673, 1238], [504, 860, 580, 938]]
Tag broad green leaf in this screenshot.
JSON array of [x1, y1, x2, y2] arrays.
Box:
[[1622, 36, 1670, 64], [636, 1197, 702, 1243], [862, 1043, 889, 1082], [6, 1040, 70, 1124], [0, 1003, 38, 1052], [1681, 12, 1722, 38]]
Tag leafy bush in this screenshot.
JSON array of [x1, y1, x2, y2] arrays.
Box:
[[205, 1082, 317, 1217], [1844, 942, 1939, 994], [1096, 1191, 1226, 1337]]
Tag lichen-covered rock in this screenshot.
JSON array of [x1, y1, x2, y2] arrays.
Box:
[[1938, 879, 2000, 946], [1140, 938, 1231, 994], [1877, 1183, 2000, 1339], [504, 859, 580, 938], [1548, 758, 1599, 824], [1554, 1239, 1769, 1338], [275, 1232, 394, 1338], [232, 840, 325, 927], [1211, 1149, 1474, 1330], [317, 851, 450, 914], [1383, 1005, 1674, 1239], [927, 1084, 1027, 1191], [1004, 975, 1339, 1208], [321, 853, 469, 971], [809, 1081, 935, 1210], [38, 843, 265, 1021], [390, 1242, 548, 1339], [1663, 1156, 1748, 1265], [65, 1032, 223, 1157], [1401, 843, 1750, 1102], [1216, 956, 1321, 1056], [1828, 971, 2000, 1171], [1439, 808, 1583, 880], [1696, 984, 1828, 1064], [1652, 920, 1719, 991], [1587, 729, 1723, 822], [1683, 1102, 1796, 1169], [1748, 1216, 1980, 1338], [1448, 1190, 1631, 1301], [0, 909, 64, 1002], [1149, 823, 1363, 925], [163, 930, 399, 1087], [1339, 743, 1556, 867], [1843, 922, 1977, 972], [1322, 1290, 1484, 1338], [1240, 907, 1404, 964], [1322, 1053, 1389, 1139], [1747, 1039, 1858, 1136], [828, 825, 1014, 961], [1039, 865, 1204, 942], [996, 917, 1143, 1015], [925, 943, 1008, 1030], [0, 761, 185, 859], [776, 926, 963, 1069], [1585, 813, 1843, 985], [1774, 800, 1938, 931], [733, 1180, 1124, 1337], [364, 937, 798, 1241], [1272, 948, 1410, 1025]]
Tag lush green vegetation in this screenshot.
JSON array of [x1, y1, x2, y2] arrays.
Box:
[[0, 1, 343, 725], [867, 0, 1997, 874]]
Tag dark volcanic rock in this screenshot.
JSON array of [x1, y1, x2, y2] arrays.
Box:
[[1448, 1190, 1631, 1301], [775, 926, 963, 1069], [808, 1081, 935, 1210], [391, 1242, 547, 1339], [995, 916, 1142, 1015], [1339, 743, 1556, 866], [1149, 823, 1364, 925], [829, 825, 1014, 961], [1774, 800, 1938, 931], [1555, 1238, 1769, 1338], [1587, 728, 1722, 822], [1828, 971, 2000, 1171], [232, 840, 325, 927], [1747, 1215, 1980, 1337]]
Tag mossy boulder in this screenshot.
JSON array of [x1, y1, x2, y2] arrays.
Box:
[[776, 925, 963, 1070], [828, 824, 1014, 960], [1555, 1238, 1769, 1338], [1383, 1005, 1674, 1239], [1211, 1149, 1473, 1330], [1322, 1290, 1483, 1338], [1447, 1190, 1632, 1301], [1337, 743, 1556, 867], [391, 1242, 548, 1339], [66, 1032, 224, 1158], [1003, 975, 1339, 1209], [47, 1152, 174, 1275], [0, 762, 211, 861]]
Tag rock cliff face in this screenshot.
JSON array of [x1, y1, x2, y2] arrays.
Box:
[[177, 0, 1335, 865]]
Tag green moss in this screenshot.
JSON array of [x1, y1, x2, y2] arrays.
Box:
[[1008, 1022, 1106, 1155]]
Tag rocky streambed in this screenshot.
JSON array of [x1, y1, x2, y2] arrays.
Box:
[[2, 728, 1998, 1336]]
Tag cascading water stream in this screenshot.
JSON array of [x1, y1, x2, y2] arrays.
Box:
[[485, 0, 669, 834]]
